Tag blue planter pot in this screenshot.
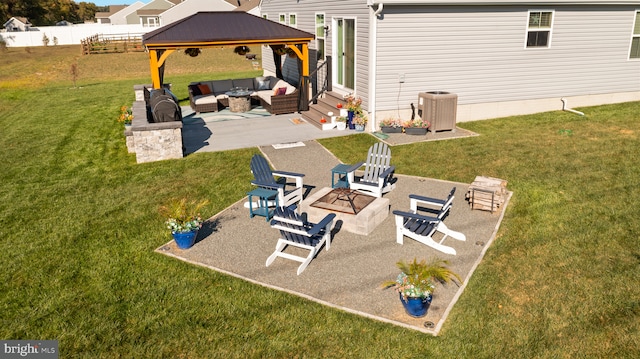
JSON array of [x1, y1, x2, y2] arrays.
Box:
[[172, 230, 198, 249], [399, 293, 432, 317], [347, 111, 356, 130]]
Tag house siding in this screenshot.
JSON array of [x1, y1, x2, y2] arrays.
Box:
[[375, 5, 640, 118], [260, 0, 372, 108]]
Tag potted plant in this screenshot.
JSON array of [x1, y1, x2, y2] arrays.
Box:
[[353, 113, 367, 131], [344, 94, 362, 129], [159, 198, 209, 249], [379, 118, 402, 133], [403, 118, 430, 135], [118, 105, 133, 127], [335, 116, 347, 131], [382, 257, 461, 317]]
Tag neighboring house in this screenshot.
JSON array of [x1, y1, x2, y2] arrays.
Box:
[[96, 5, 128, 24], [109, 1, 147, 25], [136, 0, 181, 27], [160, 0, 235, 25], [227, 0, 261, 16], [3, 17, 32, 31], [261, 0, 640, 125]]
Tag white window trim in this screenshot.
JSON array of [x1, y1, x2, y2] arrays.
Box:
[[289, 13, 297, 28], [629, 9, 640, 60], [525, 9, 554, 49], [278, 13, 286, 24]]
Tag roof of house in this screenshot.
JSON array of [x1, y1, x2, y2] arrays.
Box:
[[3, 17, 31, 27], [232, 0, 260, 12], [143, 11, 314, 48], [369, 0, 640, 4]]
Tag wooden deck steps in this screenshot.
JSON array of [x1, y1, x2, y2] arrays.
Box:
[[301, 91, 347, 130]]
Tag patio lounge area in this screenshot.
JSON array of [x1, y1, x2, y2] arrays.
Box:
[[157, 140, 510, 335]]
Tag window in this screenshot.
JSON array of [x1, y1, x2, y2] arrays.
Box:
[[289, 14, 297, 27], [316, 13, 326, 60], [262, 14, 268, 20], [630, 11, 640, 59], [279, 14, 286, 24], [526, 10, 553, 48]]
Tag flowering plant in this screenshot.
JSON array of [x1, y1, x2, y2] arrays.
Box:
[[403, 118, 430, 129], [118, 105, 133, 125], [379, 117, 402, 128], [353, 113, 368, 126], [159, 198, 209, 233], [344, 94, 362, 113], [382, 257, 460, 299]]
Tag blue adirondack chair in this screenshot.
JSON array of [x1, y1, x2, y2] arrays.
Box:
[[392, 187, 466, 255], [250, 154, 305, 210], [346, 142, 396, 198], [267, 207, 336, 275]]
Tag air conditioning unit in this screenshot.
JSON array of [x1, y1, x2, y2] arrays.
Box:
[[418, 91, 458, 132]]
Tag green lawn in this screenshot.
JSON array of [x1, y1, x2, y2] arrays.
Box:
[[1, 45, 639, 358]]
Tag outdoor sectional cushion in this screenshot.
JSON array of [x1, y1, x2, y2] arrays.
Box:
[[233, 78, 255, 91], [188, 76, 292, 111]]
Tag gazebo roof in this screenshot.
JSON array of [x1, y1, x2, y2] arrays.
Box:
[[143, 11, 315, 49]]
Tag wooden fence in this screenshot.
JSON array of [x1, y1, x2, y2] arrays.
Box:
[[81, 33, 145, 55]]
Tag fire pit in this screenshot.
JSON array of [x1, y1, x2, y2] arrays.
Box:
[[310, 188, 377, 215], [301, 187, 389, 235]]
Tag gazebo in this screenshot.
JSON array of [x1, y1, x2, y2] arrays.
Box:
[[142, 11, 315, 96]]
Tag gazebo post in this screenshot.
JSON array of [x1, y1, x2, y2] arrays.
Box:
[[148, 49, 175, 89]]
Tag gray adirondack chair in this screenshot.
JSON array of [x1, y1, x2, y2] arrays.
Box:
[[392, 187, 466, 255], [346, 142, 396, 198], [267, 207, 336, 275], [250, 154, 305, 210]]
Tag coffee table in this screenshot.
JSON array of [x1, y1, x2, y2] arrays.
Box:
[[225, 88, 252, 112]]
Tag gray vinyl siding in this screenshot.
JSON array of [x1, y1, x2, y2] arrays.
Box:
[[260, 0, 372, 109], [375, 5, 640, 110]]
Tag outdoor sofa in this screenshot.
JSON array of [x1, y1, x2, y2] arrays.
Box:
[[188, 76, 299, 115]]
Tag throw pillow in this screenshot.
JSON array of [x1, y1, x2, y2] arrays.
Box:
[[197, 84, 211, 95], [275, 87, 287, 96], [257, 79, 270, 90], [190, 85, 202, 97]]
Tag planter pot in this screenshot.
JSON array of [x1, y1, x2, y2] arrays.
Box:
[[400, 294, 432, 317], [172, 230, 198, 249], [355, 124, 365, 131], [347, 111, 356, 130], [381, 126, 402, 133], [336, 122, 347, 130], [405, 127, 428, 136]]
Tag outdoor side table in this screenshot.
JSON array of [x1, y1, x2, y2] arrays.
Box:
[[247, 188, 279, 221], [331, 163, 351, 188], [225, 88, 252, 113]]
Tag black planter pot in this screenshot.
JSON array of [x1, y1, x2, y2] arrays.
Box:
[[405, 127, 428, 136], [381, 126, 402, 133]]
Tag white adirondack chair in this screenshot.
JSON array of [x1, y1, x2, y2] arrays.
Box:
[[392, 187, 466, 255], [346, 142, 396, 198], [266, 207, 336, 275], [250, 154, 305, 210]]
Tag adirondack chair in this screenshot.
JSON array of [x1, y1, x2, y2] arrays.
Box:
[[266, 207, 336, 275], [250, 154, 305, 210], [346, 142, 396, 198], [392, 188, 466, 255]]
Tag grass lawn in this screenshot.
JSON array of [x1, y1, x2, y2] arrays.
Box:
[[1, 45, 639, 358]]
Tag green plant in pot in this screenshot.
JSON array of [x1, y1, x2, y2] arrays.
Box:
[[353, 113, 368, 131], [382, 257, 461, 317], [379, 117, 402, 133], [335, 116, 347, 130], [402, 118, 430, 135], [159, 198, 209, 249]]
